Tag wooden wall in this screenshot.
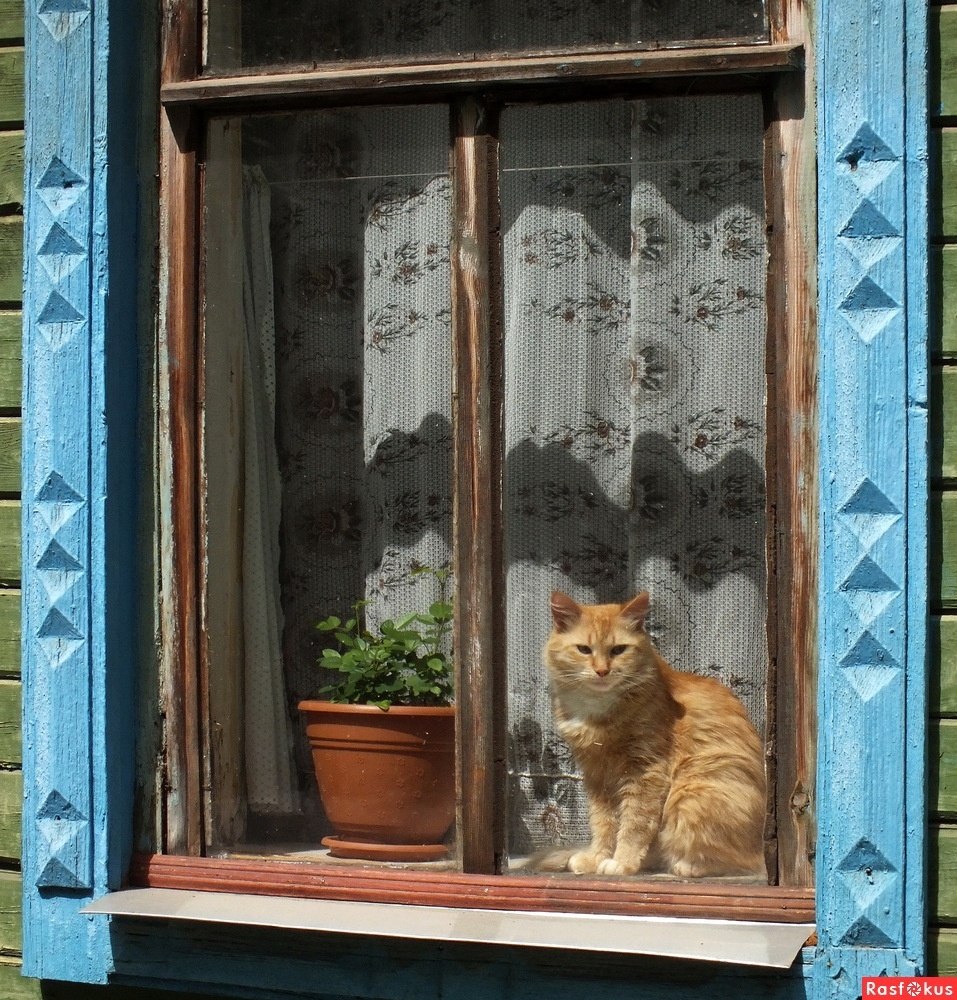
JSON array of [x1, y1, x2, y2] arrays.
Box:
[[934, 1, 957, 977], [0, 0, 29, 994]]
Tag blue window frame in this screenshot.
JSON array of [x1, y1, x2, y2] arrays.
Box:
[[19, 0, 928, 993]]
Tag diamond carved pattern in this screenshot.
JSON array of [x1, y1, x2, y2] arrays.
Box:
[[838, 631, 900, 701], [35, 470, 84, 532], [837, 478, 902, 548], [36, 157, 86, 215], [38, 0, 91, 41], [835, 124, 901, 346], [37, 223, 86, 282], [35, 790, 89, 889]]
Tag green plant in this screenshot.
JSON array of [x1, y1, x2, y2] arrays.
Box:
[[315, 567, 453, 710]]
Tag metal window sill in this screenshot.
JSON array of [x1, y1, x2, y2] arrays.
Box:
[[84, 887, 813, 969]]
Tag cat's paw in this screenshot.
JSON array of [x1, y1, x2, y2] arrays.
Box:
[[671, 859, 705, 878], [568, 850, 608, 874], [597, 857, 639, 876]]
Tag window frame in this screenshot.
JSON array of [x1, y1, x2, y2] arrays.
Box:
[[156, 0, 814, 899], [19, 0, 929, 987]]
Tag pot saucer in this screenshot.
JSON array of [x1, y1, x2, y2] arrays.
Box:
[[321, 836, 449, 862]]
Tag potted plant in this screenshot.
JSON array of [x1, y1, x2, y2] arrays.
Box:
[[298, 567, 455, 862]]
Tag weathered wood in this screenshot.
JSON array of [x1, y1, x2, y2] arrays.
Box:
[[0, 680, 20, 765], [934, 616, 957, 716], [0, 590, 19, 679], [131, 853, 816, 923], [0, 418, 20, 493], [934, 248, 957, 357], [0, 130, 22, 210], [932, 927, 957, 974], [765, 7, 817, 887], [936, 129, 957, 238], [0, 48, 21, 126], [933, 367, 957, 480], [816, 0, 927, 979], [0, 217, 22, 302], [0, 961, 39, 1000], [159, 0, 202, 857], [0, 313, 21, 409], [0, 869, 21, 952], [451, 97, 504, 875], [933, 719, 957, 816], [161, 42, 805, 112], [0, 2, 21, 43], [0, 501, 19, 585], [938, 7, 957, 118], [0, 769, 21, 860], [934, 491, 957, 607], [933, 824, 957, 923]]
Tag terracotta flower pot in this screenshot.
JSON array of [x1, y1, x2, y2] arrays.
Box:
[[298, 699, 455, 862]]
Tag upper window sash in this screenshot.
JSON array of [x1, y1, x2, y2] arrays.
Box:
[[159, 43, 804, 111]]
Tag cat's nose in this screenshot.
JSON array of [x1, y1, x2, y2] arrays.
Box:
[[594, 662, 611, 677]]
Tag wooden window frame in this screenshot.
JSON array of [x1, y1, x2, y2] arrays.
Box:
[[146, 0, 819, 923]]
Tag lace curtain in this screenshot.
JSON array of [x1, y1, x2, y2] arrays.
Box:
[[233, 92, 768, 851]]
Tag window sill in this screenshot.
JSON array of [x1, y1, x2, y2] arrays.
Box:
[[84, 887, 813, 969]]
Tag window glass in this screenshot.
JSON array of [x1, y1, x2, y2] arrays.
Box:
[[203, 106, 455, 858], [500, 95, 769, 869], [205, 0, 769, 72]]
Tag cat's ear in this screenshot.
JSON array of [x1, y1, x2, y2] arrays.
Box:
[[550, 591, 581, 632], [619, 591, 651, 630]]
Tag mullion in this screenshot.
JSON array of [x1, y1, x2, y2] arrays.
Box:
[[451, 95, 506, 875]]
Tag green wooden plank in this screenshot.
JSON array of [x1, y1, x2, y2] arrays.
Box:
[[0, 312, 20, 409], [0, 49, 22, 127], [934, 720, 957, 816], [937, 129, 957, 238], [0, 591, 19, 679], [932, 368, 957, 480], [0, 769, 21, 860], [937, 8, 957, 116], [933, 491, 957, 607], [0, 217, 22, 303], [0, 2, 22, 44], [0, 131, 22, 209], [0, 680, 21, 766], [0, 962, 39, 1000], [933, 247, 957, 357], [933, 825, 957, 921], [0, 501, 18, 585], [0, 418, 19, 493], [931, 928, 957, 975], [0, 869, 21, 953], [934, 616, 957, 716]]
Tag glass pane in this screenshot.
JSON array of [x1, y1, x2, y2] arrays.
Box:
[[203, 106, 457, 865], [501, 95, 770, 879], [206, 0, 768, 72]]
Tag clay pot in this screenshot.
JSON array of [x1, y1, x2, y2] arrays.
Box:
[[298, 700, 455, 862]]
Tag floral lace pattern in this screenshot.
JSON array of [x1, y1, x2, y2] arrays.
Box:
[[244, 95, 768, 853]]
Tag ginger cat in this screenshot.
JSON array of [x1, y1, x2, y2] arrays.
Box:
[[543, 590, 766, 878]]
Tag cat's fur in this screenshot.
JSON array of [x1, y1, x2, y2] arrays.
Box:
[[543, 590, 766, 878]]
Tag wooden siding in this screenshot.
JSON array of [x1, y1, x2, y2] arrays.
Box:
[[0, 4, 32, 997], [933, 1, 957, 973]]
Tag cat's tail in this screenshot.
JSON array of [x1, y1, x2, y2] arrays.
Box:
[[519, 847, 580, 873]]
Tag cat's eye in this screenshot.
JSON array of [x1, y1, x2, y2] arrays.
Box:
[[609, 644, 628, 656], [575, 644, 592, 655]]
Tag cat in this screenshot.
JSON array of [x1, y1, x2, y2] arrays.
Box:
[[542, 590, 767, 878]]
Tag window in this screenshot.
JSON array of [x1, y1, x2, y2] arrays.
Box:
[[145, 0, 820, 920]]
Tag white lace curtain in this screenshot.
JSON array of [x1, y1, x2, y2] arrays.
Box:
[[236, 93, 768, 849]]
